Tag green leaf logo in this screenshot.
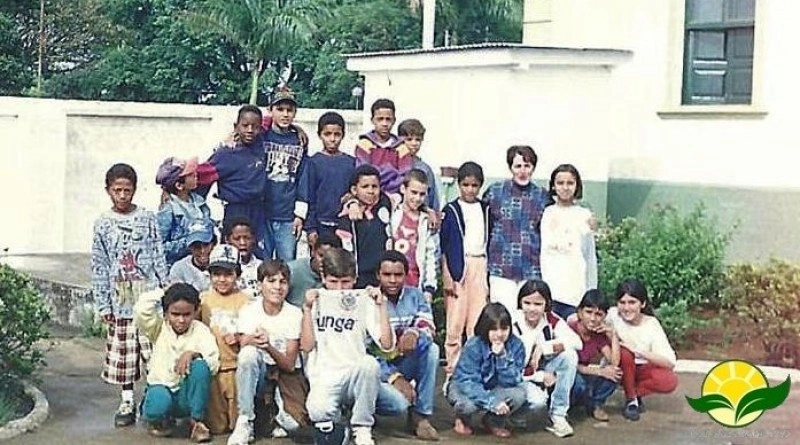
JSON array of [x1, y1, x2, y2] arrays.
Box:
[[686, 393, 734, 412], [734, 377, 791, 424]]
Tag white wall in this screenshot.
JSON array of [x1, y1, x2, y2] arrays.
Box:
[[0, 97, 362, 254]]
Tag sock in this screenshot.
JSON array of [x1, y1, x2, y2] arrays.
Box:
[[121, 389, 134, 403], [627, 398, 639, 407]]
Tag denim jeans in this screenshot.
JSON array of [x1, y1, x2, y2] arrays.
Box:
[[446, 381, 527, 427], [264, 220, 297, 261], [376, 342, 440, 417], [571, 373, 618, 410], [143, 359, 211, 422], [541, 349, 578, 417], [235, 346, 270, 421]]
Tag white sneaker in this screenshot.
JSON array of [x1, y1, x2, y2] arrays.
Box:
[[546, 415, 574, 438], [227, 417, 254, 445], [352, 426, 375, 445], [271, 425, 288, 438]]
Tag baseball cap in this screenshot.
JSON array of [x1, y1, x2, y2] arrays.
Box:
[[208, 244, 240, 271], [185, 220, 215, 246], [270, 85, 298, 107], [155, 157, 199, 188]]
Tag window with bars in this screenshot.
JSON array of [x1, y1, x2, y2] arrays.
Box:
[[682, 0, 755, 105]]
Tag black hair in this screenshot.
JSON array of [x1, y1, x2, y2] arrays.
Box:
[[314, 232, 342, 250], [370, 98, 396, 118], [377, 249, 409, 275], [317, 111, 346, 135], [549, 163, 584, 200], [397, 119, 425, 138], [161, 283, 200, 312], [257, 259, 291, 284], [615, 278, 654, 315], [105, 163, 138, 189], [322, 248, 356, 279], [209, 264, 242, 278], [505, 145, 538, 169], [517, 279, 552, 312], [236, 104, 262, 123], [222, 216, 254, 239], [403, 168, 429, 186], [473, 302, 513, 343], [457, 161, 484, 185], [349, 164, 381, 188], [577, 289, 609, 312]]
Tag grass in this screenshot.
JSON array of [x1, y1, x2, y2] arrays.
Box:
[[0, 391, 19, 427]]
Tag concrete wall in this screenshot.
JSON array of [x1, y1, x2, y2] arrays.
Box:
[[0, 97, 363, 254]]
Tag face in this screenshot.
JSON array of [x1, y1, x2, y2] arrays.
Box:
[[510, 154, 534, 186], [261, 272, 289, 306], [404, 135, 423, 156], [371, 108, 396, 140], [311, 243, 333, 274], [323, 274, 356, 290], [211, 268, 238, 295], [520, 291, 547, 324], [577, 306, 606, 331], [401, 179, 427, 211], [553, 171, 577, 204], [271, 102, 297, 129], [458, 175, 482, 203], [378, 260, 406, 296], [227, 225, 254, 262], [351, 175, 380, 206], [617, 293, 645, 323], [106, 178, 135, 213], [488, 326, 511, 345], [319, 124, 344, 153], [189, 241, 214, 269], [166, 300, 196, 335], [235, 111, 262, 144], [179, 172, 198, 192]]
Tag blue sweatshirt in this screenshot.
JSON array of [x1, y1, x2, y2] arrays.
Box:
[[300, 151, 356, 233], [197, 135, 266, 205], [264, 128, 308, 221]]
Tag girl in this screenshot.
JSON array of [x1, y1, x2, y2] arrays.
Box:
[[607, 278, 678, 421], [447, 303, 528, 439], [513, 280, 580, 438], [540, 164, 597, 320]]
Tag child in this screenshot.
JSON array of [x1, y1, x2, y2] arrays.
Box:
[[263, 86, 308, 261], [301, 247, 394, 445], [336, 164, 393, 289], [447, 302, 528, 438], [135, 283, 219, 442], [568, 289, 621, 422], [440, 162, 490, 379], [91, 163, 168, 427], [196, 105, 268, 259], [354, 98, 413, 197], [199, 244, 250, 435], [155, 156, 212, 267], [390, 168, 439, 301], [228, 260, 309, 444], [607, 278, 678, 421], [223, 217, 263, 300], [301, 111, 356, 245], [484, 146, 551, 313], [397, 119, 440, 211], [540, 164, 598, 319], [168, 220, 217, 293], [513, 280, 580, 438], [286, 232, 342, 308]]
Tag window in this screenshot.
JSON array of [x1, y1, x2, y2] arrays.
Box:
[[682, 0, 755, 105]]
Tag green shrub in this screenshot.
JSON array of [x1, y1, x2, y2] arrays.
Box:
[[0, 264, 50, 394], [597, 204, 731, 343]]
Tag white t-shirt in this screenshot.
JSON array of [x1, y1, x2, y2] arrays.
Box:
[[607, 308, 677, 366], [459, 200, 486, 256], [238, 300, 302, 367], [238, 256, 263, 301]]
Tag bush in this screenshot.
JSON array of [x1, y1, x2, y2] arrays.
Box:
[[0, 265, 50, 394], [597, 204, 731, 343]]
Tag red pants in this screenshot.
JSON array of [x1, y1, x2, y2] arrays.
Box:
[[620, 347, 678, 399]]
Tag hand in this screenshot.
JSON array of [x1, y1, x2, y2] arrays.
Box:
[[101, 313, 115, 326], [598, 365, 623, 383], [366, 286, 384, 305], [423, 291, 433, 304], [587, 214, 598, 231], [224, 333, 238, 346], [174, 351, 197, 376], [398, 330, 419, 355], [552, 342, 565, 354], [491, 341, 505, 355], [529, 347, 542, 371], [393, 376, 416, 403], [494, 401, 511, 416], [593, 323, 615, 338], [253, 329, 270, 348], [542, 372, 557, 388], [304, 289, 319, 310], [443, 286, 456, 299], [295, 125, 309, 147], [347, 201, 364, 221], [292, 217, 304, 240], [307, 231, 319, 247], [426, 209, 441, 232]]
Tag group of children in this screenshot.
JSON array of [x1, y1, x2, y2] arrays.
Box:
[[90, 93, 679, 444]]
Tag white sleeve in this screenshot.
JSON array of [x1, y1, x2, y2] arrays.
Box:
[[236, 304, 257, 334], [555, 319, 583, 351], [363, 298, 394, 352], [648, 318, 677, 366]]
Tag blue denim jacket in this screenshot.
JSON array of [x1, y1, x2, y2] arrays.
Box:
[[156, 192, 212, 266], [452, 334, 526, 411]]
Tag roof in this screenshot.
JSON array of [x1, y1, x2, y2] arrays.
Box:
[[343, 42, 630, 59]]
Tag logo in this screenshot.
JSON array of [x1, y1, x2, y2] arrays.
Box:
[[339, 291, 357, 312], [686, 360, 790, 427]]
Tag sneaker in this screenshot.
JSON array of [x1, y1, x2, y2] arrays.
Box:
[[623, 401, 641, 421], [545, 415, 574, 438], [147, 418, 175, 437], [228, 417, 254, 445], [272, 425, 289, 438], [637, 396, 646, 412], [190, 420, 212, 443], [114, 400, 136, 427], [590, 406, 609, 422], [352, 426, 375, 445]]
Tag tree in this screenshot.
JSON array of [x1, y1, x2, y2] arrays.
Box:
[[0, 13, 33, 94], [410, 0, 523, 45]]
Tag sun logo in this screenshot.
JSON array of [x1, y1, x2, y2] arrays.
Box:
[[686, 360, 791, 427]]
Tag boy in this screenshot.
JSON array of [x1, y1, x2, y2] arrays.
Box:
[[336, 164, 394, 288], [301, 247, 394, 445], [199, 244, 251, 435], [135, 283, 219, 442], [168, 220, 217, 293], [439, 162, 490, 379], [301, 111, 356, 245], [396, 119, 440, 211], [263, 86, 309, 261], [91, 163, 168, 427], [354, 98, 412, 196], [286, 232, 342, 308], [372, 251, 439, 441], [156, 156, 212, 267], [224, 217, 263, 300]]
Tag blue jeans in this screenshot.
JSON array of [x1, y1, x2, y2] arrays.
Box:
[[265, 220, 297, 260], [571, 373, 618, 410], [542, 349, 578, 417], [551, 301, 577, 320], [236, 346, 269, 421], [376, 342, 440, 417], [143, 360, 211, 422], [446, 382, 527, 427]]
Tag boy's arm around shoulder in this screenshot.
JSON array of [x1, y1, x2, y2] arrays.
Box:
[[134, 288, 165, 342]]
